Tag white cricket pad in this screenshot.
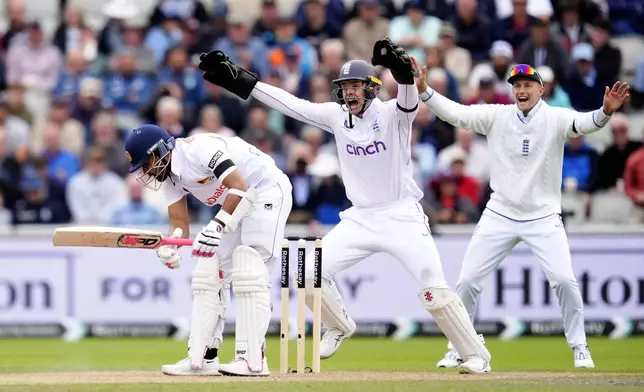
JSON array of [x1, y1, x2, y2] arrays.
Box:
[[305, 277, 355, 334], [189, 257, 226, 369], [231, 246, 271, 372], [419, 287, 491, 362]]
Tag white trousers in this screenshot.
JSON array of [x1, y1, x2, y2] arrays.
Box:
[[307, 198, 448, 290], [456, 209, 587, 347]]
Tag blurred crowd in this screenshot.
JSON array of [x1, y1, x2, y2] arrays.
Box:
[[0, 0, 643, 229]]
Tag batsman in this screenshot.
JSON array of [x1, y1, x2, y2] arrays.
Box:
[[124, 125, 293, 376], [197, 38, 491, 374]]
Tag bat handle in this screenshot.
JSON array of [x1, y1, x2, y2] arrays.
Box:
[[162, 238, 194, 246]]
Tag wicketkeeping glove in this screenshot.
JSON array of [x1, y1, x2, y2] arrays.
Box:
[[157, 227, 183, 269], [192, 220, 223, 258], [198, 50, 259, 99], [371, 38, 419, 85]]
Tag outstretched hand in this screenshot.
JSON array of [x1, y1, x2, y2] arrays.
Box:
[[603, 81, 630, 115], [410, 56, 427, 94]]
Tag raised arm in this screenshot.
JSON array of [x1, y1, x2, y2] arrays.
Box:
[[560, 81, 630, 139], [197, 50, 335, 133], [251, 82, 335, 133], [415, 65, 498, 136]]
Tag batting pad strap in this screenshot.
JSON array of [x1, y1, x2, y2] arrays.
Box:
[[419, 287, 491, 362]]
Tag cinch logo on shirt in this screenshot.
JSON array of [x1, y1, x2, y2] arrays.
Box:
[[346, 141, 387, 156], [205, 184, 227, 206]]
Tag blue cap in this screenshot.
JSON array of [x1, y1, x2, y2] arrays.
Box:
[[124, 125, 175, 173]]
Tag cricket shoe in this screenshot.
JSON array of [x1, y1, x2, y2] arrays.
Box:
[[436, 334, 486, 368], [457, 355, 491, 374], [218, 357, 270, 376], [161, 357, 221, 376], [320, 327, 354, 359], [573, 344, 595, 368]]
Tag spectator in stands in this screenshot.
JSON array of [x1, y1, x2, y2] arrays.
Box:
[[6, 83, 34, 125], [267, 13, 317, 85], [189, 105, 235, 137], [11, 166, 70, 225], [634, 58, 644, 109], [537, 65, 572, 108], [293, 0, 346, 37], [438, 23, 471, 94], [587, 19, 622, 83], [388, 0, 441, 67], [426, 171, 480, 224], [240, 106, 281, 152], [318, 39, 345, 81], [496, 0, 538, 51], [423, 69, 456, 151], [157, 45, 204, 121], [148, 0, 209, 27], [451, 0, 493, 62], [425, 45, 460, 102], [298, 0, 343, 53], [563, 42, 613, 112], [70, 77, 103, 133], [624, 143, 644, 218], [0, 130, 22, 210], [0, 96, 29, 160], [411, 114, 438, 188], [593, 113, 642, 191], [306, 153, 347, 225], [437, 128, 490, 184], [155, 96, 186, 138], [117, 22, 157, 74], [32, 98, 85, 157], [562, 135, 599, 193], [253, 0, 280, 37], [6, 21, 63, 93], [213, 16, 268, 78], [464, 77, 512, 105], [198, 83, 247, 134], [102, 48, 156, 118], [52, 3, 97, 61], [0, 192, 10, 226], [144, 12, 185, 67], [110, 174, 164, 225], [66, 146, 127, 224], [53, 50, 93, 100], [91, 111, 128, 177], [97, 1, 134, 58], [551, 0, 590, 53], [468, 40, 515, 100], [287, 154, 315, 224], [1, 0, 28, 52], [39, 123, 80, 184], [495, 0, 553, 21], [31, 156, 71, 221], [343, 0, 389, 62], [517, 18, 568, 83]]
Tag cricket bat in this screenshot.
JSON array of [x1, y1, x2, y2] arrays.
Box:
[[52, 227, 193, 249]]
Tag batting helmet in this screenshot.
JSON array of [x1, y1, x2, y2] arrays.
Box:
[[125, 125, 175, 173], [332, 60, 382, 105]]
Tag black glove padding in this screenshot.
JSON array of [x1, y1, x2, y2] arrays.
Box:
[[371, 38, 419, 85], [198, 50, 259, 100]]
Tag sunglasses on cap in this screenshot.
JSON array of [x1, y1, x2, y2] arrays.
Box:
[[507, 64, 543, 85]]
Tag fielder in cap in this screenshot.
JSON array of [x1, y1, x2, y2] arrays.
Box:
[[417, 63, 630, 369], [197, 38, 492, 374], [124, 125, 293, 376]]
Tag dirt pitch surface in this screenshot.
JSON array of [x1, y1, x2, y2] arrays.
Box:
[[0, 371, 637, 385]]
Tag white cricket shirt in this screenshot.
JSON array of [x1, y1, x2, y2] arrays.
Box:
[[161, 133, 284, 207], [251, 82, 422, 208], [421, 90, 611, 220]]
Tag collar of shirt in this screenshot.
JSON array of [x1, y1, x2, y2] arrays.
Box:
[[170, 140, 186, 179], [515, 98, 545, 123]]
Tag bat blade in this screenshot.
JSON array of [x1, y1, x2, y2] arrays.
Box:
[[53, 227, 167, 249]]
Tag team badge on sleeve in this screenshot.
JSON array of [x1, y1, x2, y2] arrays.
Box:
[[208, 150, 224, 169]]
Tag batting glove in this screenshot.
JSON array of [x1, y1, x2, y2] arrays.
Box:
[[157, 227, 183, 269], [192, 220, 223, 258]]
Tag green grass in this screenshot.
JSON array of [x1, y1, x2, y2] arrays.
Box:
[[0, 337, 642, 391]]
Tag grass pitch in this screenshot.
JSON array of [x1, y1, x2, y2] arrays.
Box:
[[0, 337, 642, 391]]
